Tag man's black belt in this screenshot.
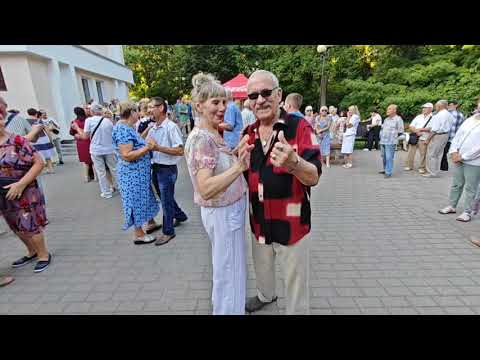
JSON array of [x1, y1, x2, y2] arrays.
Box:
[[152, 163, 176, 169]]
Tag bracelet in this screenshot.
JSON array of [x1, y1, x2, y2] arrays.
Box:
[[287, 154, 300, 173]]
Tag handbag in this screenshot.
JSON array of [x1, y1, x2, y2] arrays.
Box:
[[409, 115, 432, 145]]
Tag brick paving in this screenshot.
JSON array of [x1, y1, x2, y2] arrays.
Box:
[[0, 149, 479, 315]]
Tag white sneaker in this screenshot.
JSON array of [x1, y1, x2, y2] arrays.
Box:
[[404, 167, 412, 171], [363, 148, 370, 152], [456, 212, 472, 222], [438, 206, 456, 215], [100, 193, 113, 199], [418, 169, 426, 174]]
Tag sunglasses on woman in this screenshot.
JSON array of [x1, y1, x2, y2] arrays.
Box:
[[247, 87, 278, 101]]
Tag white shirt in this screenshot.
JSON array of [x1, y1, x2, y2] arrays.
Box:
[[84, 115, 114, 156], [429, 109, 454, 134], [147, 119, 184, 165], [449, 115, 480, 166], [371, 114, 382, 127], [410, 113, 433, 141]]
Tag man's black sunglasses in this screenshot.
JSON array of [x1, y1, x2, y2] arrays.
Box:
[[247, 87, 278, 101]]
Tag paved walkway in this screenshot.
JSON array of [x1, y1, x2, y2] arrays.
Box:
[[1, 149, 479, 315]]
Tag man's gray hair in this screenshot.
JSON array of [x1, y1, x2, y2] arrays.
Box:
[[90, 102, 104, 114], [248, 70, 279, 88], [436, 99, 448, 107]]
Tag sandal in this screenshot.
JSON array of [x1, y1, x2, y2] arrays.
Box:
[[145, 224, 162, 234], [0, 276, 14, 288], [134, 234, 156, 245]]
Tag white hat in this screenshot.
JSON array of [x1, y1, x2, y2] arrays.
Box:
[[305, 105, 313, 111], [422, 102, 433, 108]]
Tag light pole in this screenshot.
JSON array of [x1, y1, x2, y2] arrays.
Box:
[[317, 45, 333, 108]]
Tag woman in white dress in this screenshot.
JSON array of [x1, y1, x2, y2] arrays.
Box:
[[341, 105, 361, 168]]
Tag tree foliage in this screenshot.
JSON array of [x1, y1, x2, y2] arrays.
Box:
[[124, 45, 480, 120]]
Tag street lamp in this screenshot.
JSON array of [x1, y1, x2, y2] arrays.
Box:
[[317, 45, 333, 108]]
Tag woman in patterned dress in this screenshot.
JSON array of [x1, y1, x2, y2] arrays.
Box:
[[112, 101, 161, 245], [314, 106, 332, 168], [0, 111, 51, 282]]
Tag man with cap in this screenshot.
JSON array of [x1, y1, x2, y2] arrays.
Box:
[[404, 103, 434, 172], [441, 100, 465, 171], [73, 102, 118, 199], [422, 100, 454, 178]]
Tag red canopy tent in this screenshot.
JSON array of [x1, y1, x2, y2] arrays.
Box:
[[222, 74, 248, 100]]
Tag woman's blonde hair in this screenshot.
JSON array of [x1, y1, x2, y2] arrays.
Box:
[[191, 72, 226, 104], [118, 100, 137, 119], [348, 105, 360, 116], [139, 98, 150, 113]]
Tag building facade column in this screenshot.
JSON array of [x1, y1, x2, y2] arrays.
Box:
[[68, 64, 81, 105], [113, 79, 120, 100], [48, 59, 67, 139]]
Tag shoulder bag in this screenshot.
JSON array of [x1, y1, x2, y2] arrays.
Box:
[[408, 115, 432, 145], [90, 117, 105, 140]]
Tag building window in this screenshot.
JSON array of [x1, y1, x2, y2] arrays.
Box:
[[0, 66, 7, 91], [96, 81, 104, 104], [82, 78, 91, 103]]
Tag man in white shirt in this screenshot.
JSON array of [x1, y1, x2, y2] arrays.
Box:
[[422, 100, 454, 178], [74, 102, 118, 199], [147, 97, 188, 245], [439, 109, 480, 222], [405, 103, 434, 172], [241, 99, 256, 129]]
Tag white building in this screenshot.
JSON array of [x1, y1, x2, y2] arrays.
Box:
[[0, 45, 134, 139]]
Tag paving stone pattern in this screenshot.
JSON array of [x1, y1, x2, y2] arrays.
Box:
[[1, 150, 479, 315]]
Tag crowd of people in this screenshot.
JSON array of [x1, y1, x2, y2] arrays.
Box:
[[295, 98, 479, 226], [1, 69, 479, 316]]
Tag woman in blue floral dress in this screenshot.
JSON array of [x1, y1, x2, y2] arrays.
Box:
[[112, 101, 161, 245]]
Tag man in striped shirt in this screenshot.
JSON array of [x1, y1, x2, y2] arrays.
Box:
[[0, 97, 43, 142], [441, 100, 465, 171]]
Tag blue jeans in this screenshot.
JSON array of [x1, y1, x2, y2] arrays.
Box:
[[381, 144, 396, 176], [154, 165, 187, 236]]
